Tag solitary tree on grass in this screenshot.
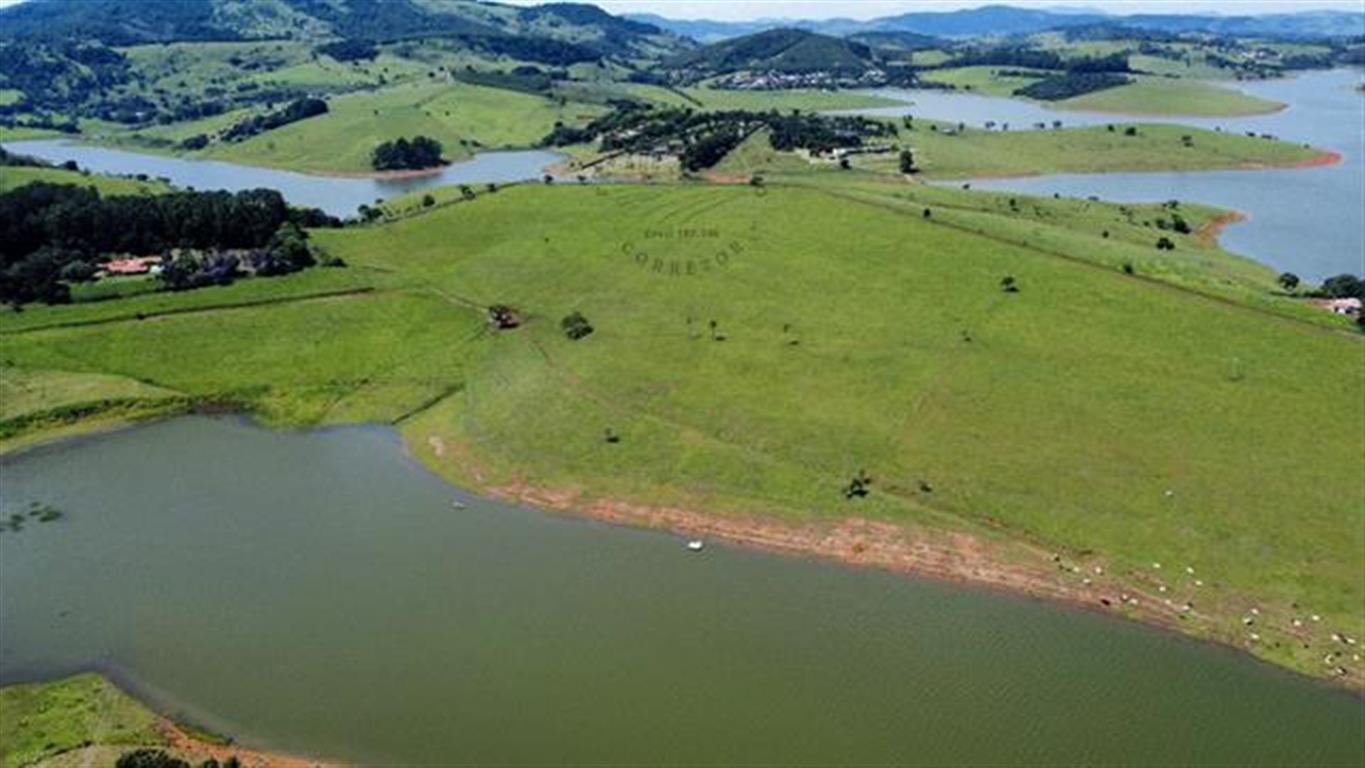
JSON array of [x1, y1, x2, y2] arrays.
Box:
[[898, 149, 917, 175]]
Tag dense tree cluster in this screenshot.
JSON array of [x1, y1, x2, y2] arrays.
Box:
[[116, 749, 242, 768], [681, 130, 747, 171], [1319, 274, 1365, 300], [460, 33, 601, 66], [0, 183, 337, 305], [220, 97, 329, 142], [543, 105, 893, 171], [315, 39, 379, 62], [451, 67, 559, 95], [0, 41, 131, 118], [766, 112, 893, 153], [1014, 72, 1132, 100], [0, 39, 314, 127], [943, 48, 1132, 74], [371, 136, 445, 171]]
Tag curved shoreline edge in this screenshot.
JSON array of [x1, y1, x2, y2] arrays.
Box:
[[2, 412, 1359, 767], [929, 145, 1342, 183], [415, 433, 1362, 695]]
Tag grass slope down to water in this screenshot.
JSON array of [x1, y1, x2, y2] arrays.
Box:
[[915, 67, 1283, 116], [0, 673, 165, 768], [873, 122, 1328, 178], [0, 183, 1360, 684], [1059, 77, 1285, 116], [0, 166, 171, 196], [705, 121, 1329, 180], [197, 81, 605, 173]]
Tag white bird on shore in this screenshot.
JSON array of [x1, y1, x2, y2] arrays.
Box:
[[687, 540, 705, 552]]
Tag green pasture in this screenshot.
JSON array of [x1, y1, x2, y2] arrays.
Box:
[[1, 182, 1359, 683], [0, 674, 164, 768], [1060, 77, 1285, 116], [0, 166, 170, 196], [203, 81, 605, 172], [875, 121, 1325, 177]]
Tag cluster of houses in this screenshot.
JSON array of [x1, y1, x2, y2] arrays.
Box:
[[711, 68, 894, 91]]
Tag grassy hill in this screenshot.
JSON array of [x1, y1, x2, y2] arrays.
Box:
[[194, 81, 605, 172], [869, 121, 1326, 177], [920, 66, 1285, 116], [1, 180, 1359, 685], [666, 28, 877, 75], [0, 165, 170, 195], [1058, 77, 1285, 116], [0, 0, 684, 58]]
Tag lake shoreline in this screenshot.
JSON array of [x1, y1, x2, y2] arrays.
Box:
[[414, 432, 1362, 693], [3, 409, 1360, 693], [927, 145, 1342, 182]]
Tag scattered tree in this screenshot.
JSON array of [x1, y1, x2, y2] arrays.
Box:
[[898, 148, 917, 174], [1277, 272, 1301, 292], [1321, 274, 1364, 299], [561, 311, 594, 340], [844, 469, 873, 499]]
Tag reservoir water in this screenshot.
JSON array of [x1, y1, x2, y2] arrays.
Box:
[[1, 417, 1361, 765], [4, 71, 1360, 277], [0, 141, 562, 219], [853, 69, 1365, 280]]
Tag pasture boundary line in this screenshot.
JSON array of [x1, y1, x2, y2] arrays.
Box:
[[809, 184, 1359, 338], [390, 383, 465, 426], [0, 286, 378, 336]]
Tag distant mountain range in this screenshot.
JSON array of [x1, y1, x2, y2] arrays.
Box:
[[629, 4, 1365, 42]]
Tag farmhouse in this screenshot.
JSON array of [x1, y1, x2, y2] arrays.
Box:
[[102, 256, 164, 275], [1312, 297, 1362, 316]]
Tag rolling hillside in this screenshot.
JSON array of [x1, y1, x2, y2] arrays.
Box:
[[665, 28, 877, 75], [2, 181, 1359, 685], [0, 0, 690, 58]]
